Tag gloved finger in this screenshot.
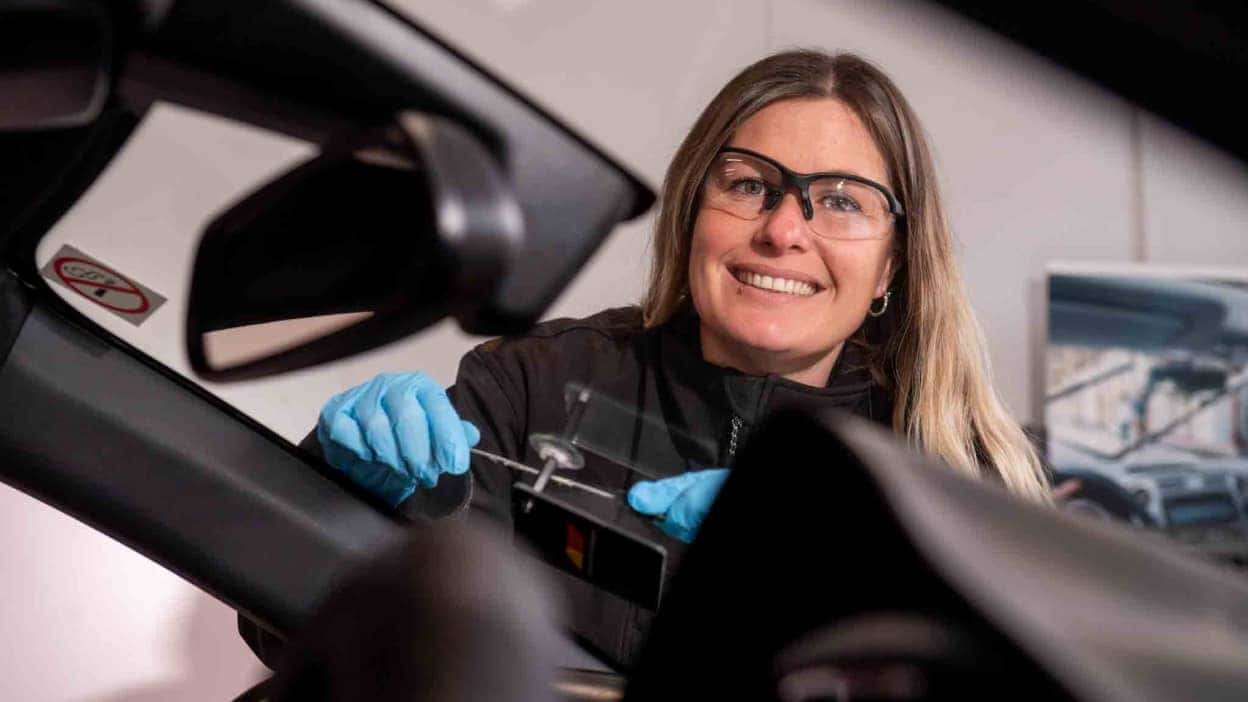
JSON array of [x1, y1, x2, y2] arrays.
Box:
[[319, 382, 373, 462], [655, 518, 698, 544], [412, 376, 469, 477], [665, 468, 730, 535], [461, 420, 481, 448], [626, 471, 707, 516], [382, 375, 432, 485], [443, 420, 482, 477], [355, 375, 403, 471], [356, 461, 418, 509]]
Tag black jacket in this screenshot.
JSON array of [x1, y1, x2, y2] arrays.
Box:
[[244, 304, 892, 669]]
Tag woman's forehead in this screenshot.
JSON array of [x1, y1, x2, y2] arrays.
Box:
[[726, 98, 889, 185]]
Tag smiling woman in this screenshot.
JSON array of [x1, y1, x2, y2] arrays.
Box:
[[646, 50, 1050, 500], [306, 49, 1051, 667]]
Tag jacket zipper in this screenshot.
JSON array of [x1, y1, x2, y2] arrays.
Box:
[[726, 415, 743, 464]]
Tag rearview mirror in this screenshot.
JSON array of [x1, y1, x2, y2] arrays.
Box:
[[1149, 360, 1228, 395], [0, 0, 112, 130], [186, 113, 523, 382]]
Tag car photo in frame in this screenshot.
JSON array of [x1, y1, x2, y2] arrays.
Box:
[[1047, 262, 1248, 565]]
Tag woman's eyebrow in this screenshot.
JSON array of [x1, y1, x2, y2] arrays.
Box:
[[776, 156, 871, 179]]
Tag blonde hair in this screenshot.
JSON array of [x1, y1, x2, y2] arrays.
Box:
[[642, 50, 1050, 503]]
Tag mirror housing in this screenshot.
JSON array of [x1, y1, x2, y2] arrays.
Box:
[[0, 0, 112, 130], [186, 113, 522, 382]]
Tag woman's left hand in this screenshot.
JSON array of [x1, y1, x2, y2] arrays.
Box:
[[627, 468, 729, 543]]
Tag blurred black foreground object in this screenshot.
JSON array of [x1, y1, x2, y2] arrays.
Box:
[[932, 2, 1248, 165], [626, 411, 1248, 701], [266, 522, 571, 702]]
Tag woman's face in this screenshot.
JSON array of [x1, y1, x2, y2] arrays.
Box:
[[688, 97, 897, 380]]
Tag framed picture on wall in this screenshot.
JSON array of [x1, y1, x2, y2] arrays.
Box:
[[1046, 262, 1248, 566]]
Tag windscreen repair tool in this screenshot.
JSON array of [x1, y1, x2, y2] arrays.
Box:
[[469, 447, 614, 499], [518, 384, 595, 513], [511, 482, 666, 610], [467, 386, 604, 502], [504, 384, 668, 609], [560, 383, 688, 481]]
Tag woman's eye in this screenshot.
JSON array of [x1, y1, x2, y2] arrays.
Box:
[[819, 194, 862, 213], [729, 178, 767, 196]]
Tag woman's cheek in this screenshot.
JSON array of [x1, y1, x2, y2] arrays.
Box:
[[687, 239, 710, 309], [687, 221, 726, 308], [821, 243, 888, 306]]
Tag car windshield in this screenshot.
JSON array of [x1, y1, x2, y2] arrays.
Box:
[[31, 0, 1248, 568]]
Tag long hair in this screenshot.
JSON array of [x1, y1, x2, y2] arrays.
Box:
[[641, 49, 1050, 502]]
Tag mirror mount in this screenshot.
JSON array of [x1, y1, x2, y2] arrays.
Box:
[[0, 0, 114, 131], [394, 112, 523, 332]]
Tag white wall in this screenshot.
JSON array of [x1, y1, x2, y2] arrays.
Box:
[[6, 1, 1248, 699], [0, 487, 268, 702], [1140, 113, 1248, 264]]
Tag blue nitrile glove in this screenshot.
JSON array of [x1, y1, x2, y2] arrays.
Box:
[[627, 468, 730, 544], [317, 372, 481, 507]]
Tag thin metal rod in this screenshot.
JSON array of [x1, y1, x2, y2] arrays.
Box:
[[532, 457, 559, 493], [470, 448, 616, 500]]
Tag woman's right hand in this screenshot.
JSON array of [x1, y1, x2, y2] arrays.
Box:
[[317, 372, 481, 507], [628, 468, 730, 544]]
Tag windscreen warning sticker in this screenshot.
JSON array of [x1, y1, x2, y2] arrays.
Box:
[[40, 245, 167, 326]]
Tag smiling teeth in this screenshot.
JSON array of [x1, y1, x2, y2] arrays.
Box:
[[735, 270, 816, 296]]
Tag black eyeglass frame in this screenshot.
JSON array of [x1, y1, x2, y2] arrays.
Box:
[[714, 147, 906, 223]]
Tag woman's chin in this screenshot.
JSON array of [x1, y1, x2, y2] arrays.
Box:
[[721, 323, 807, 358]]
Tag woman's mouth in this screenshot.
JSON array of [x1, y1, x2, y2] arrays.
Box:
[[730, 268, 819, 297]]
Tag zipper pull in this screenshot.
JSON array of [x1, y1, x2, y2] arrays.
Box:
[[727, 415, 743, 464]]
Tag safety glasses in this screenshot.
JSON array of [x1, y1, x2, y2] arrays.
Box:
[[702, 147, 905, 240]]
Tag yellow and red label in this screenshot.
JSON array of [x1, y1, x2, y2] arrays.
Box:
[[565, 523, 586, 571]]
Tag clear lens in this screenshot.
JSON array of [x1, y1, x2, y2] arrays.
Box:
[[808, 177, 892, 240], [702, 152, 893, 240], [704, 152, 781, 219]]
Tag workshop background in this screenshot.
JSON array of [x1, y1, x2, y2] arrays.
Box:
[[4, 1, 1247, 699]]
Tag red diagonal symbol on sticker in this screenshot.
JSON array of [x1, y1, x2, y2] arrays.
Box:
[[54, 256, 151, 314]]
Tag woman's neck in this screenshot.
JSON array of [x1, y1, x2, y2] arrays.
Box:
[[699, 322, 844, 387]]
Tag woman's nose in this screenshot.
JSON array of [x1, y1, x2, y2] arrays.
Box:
[[755, 191, 811, 251]]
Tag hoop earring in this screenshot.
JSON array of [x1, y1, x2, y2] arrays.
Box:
[[868, 290, 891, 318]]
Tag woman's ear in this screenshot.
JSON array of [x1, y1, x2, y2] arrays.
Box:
[[874, 252, 897, 298]]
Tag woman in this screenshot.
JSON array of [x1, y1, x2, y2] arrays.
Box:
[[315, 49, 1050, 665]]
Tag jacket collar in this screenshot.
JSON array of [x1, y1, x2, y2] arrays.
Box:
[[657, 303, 885, 425]]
